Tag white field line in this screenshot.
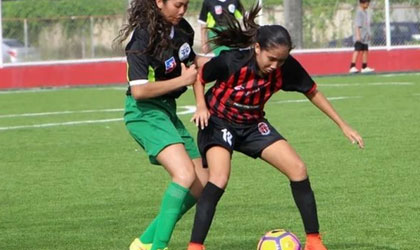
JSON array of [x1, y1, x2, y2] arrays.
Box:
[[0, 86, 127, 94], [0, 118, 123, 131], [0, 97, 358, 131], [317, 82, 413, 87], [380, 72, 420, 77], [273, 96, 362, 104], [0, 108, 123, 119], [0, 81, 411, 95]]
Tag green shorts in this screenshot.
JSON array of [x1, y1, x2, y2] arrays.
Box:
[[124, 95, 200, 165], [208, 29, 230, 56]]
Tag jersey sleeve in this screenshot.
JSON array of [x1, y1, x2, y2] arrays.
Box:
[[281, 55, 317, 94], [198, 0, 209, 24], [199, 53, 230, 84], [355, 10, 364, 28], [126, 28, 150, 86]]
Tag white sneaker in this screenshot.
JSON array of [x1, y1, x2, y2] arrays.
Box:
[[361, 67, 375, 73], [349, 67, 359, 73]]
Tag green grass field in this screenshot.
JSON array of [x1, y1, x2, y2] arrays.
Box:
[[1, 73, 420, 250]]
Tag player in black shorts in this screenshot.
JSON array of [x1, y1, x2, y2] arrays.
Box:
[[187, 5, 364, 250]]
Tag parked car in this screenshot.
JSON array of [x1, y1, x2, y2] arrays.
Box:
[[2, 38, 40, 63], [328, 22, 420, 47]]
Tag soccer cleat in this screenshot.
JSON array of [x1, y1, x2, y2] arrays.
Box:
[[304, 234, 327, 250], [349, 67, 359, 73], [129, 238, 152, 250], [187, 242, 206, 250], [361, 67, 375, 73]]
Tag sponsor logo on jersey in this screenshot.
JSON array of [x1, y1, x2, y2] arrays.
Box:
[[234, 85, 245, 91], [228, 4, 236, 13], [258, 122, 271, 135], [165, 56, 177, 73], [178, 43, 191, 61], [215, 5, 223, 15]]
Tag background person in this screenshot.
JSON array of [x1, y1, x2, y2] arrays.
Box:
[[198, 0, 244, 55], [349, 0, 375, 73]]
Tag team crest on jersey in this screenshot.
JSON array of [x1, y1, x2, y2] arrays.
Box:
[[215, 5, 223, 15], [178, 43, 191, 61], [228, 4, 236, 13], [165, 56, 177, 74], [258, 122, 271, 135]]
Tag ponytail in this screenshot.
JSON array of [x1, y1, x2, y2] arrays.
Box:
[[209, 4, 261, 48], [209, 4, 293, 52]]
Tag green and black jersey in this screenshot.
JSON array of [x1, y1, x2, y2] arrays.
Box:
[[198, 0, 243, 28], [125, 18, 196, 99]]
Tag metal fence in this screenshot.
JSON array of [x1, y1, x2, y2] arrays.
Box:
[[1, 0, 420, 64]]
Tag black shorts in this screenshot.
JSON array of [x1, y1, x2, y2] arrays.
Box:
[[197, 116, 285, 167], [354, 41, 369, 51]]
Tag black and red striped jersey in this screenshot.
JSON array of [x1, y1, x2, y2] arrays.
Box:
[[199, 49, 317, 124]]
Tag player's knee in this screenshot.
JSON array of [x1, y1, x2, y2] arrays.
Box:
[[208, 174, 229, 189], [172, 166, 197, 187], [289, 161, 308, 181]]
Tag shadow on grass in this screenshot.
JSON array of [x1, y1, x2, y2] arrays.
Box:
[[176, 242, 401, 250], [327, 243, 399, 250]]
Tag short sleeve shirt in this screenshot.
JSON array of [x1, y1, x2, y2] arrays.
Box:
[[199, 49, 317, 124], [354, 7, 371, 43], [125, 19, 196, 98], [198, 0, 243, 28]]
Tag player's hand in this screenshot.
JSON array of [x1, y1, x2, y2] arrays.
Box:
[[180, 63, 198, 86], [341, 124, 364, 149], [190, 104, 210, 130]]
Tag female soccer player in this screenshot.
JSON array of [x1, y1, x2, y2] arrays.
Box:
[[114, 0, 209, 249], [187, 5, 364, 250]]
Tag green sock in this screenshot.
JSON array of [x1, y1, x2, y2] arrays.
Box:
[[139, 191, 196, 244], [150, 182, 189, 250]]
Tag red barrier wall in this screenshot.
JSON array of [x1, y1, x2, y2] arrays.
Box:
[[1, 49, 420, 89], [293, 48, 420, 75], [0, 61, 127, 89]]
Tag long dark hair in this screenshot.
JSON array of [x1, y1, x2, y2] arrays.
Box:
[[210, 4, 293, 51], [114, 0, 173, 57]]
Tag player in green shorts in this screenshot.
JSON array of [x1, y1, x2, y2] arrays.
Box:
[[198, 0, 244, 56], [114, 0, 209, 249]]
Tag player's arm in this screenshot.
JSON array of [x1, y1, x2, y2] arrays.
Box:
[[305, 89, 364, 148], [191, 74, 210, 129], [130, 63, 197, 100], [354, 11, 363, 41], [198, 1, 210, 54], [201, 25, 210, 54], [355, 26, 362, 41], [191, 54, 228, 128]]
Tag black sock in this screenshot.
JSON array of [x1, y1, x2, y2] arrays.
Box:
[[350, 63, 356, 68], [190, 182, 224, 244], [290, 178, 320, 234], [362, 63, 367, 69]]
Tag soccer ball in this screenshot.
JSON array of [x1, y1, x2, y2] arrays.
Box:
[[257, 229, 302, 250]]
